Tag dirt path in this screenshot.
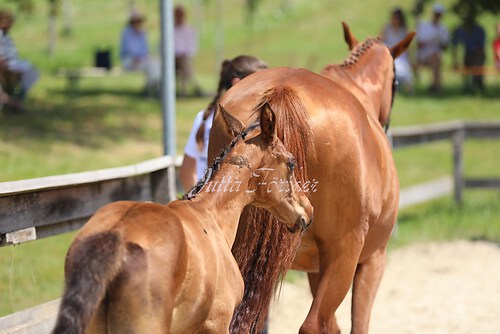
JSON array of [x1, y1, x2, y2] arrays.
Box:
[[269, 240, 500, 333]]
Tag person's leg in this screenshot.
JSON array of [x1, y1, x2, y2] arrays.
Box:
[[473, 52, 486, 92], [142, 58, 161, 95], [463, 52, 474, 93], [20, 65, 40, 99], [430, 53, 442, 91], [0, 84, 23, 111], [175, 56, 188, 96]]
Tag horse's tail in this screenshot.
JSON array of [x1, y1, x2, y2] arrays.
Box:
[[52, 231, 124, 334], [230, 86, 313, 333]]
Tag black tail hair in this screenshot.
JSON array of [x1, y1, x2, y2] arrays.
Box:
[[52, 231, 123, 334]]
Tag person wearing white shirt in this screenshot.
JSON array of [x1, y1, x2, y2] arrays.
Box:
[[179, 55, 268, 191], [416, 3, 449, 92]]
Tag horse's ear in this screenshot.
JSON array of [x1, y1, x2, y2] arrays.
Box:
[[342, 21, 358, 50], [220, 104, 244, 137], [390, 31, 416, 59], [259, 103, 277, 144]]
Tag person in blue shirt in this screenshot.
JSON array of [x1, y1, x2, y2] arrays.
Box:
[[452, 16, 486, 93], [120, 10, 160, 95]]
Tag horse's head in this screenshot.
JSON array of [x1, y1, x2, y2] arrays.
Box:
[[342, 22, 415, 130], [219, 104, 313, 233]]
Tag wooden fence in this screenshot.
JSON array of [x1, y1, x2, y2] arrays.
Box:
[[1, 120, 499, 333], [391, 120, 500, 204]]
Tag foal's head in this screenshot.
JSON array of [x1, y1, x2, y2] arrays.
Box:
[[342, 22, 415, 130], [220, 104, 313, 233]]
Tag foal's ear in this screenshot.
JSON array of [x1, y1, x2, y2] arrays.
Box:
[[220, 104, 245, 137], [342, 22, 358, 50], [390, 32, 416, 59], [260, 103, 277, 144]]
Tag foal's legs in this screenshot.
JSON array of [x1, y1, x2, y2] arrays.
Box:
[[350, 248, 386, 334]]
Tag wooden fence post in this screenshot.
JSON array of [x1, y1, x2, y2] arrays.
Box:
[[452, 128, 465, 205]]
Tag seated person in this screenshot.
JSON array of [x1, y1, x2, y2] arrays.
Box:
[[452, 17, 486, 93], [174, 5, 201, 97], [0, 10, 39, 102], [492, 23, 500, 71], [0, 16, 22, 111], [119, 10, 160, 95], [416, 4, 449, 92]]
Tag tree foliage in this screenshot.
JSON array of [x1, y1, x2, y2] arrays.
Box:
[[5, 0, 35, 15], [451, 0, 500, 23], [412, 0, 500, 22]]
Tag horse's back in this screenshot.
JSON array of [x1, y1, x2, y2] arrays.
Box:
[[221, 66, 393, 201], [223, 67, 366, 120]]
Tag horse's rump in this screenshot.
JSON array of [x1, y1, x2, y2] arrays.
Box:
[[230, 86, 313, 333]]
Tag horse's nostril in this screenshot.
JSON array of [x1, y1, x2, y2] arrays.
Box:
[[300, 217, 307, 231]]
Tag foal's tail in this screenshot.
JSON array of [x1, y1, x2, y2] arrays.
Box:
[[52, 231, 124, 334]]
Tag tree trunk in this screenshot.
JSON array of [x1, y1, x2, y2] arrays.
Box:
[[62, 0, 72, 36], [48, 0, 57, 55]]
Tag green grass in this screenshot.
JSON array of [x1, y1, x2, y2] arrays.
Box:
[[392, 191, 500, 249], [1, 0, 499, 317], [0, 232, 77, 315]]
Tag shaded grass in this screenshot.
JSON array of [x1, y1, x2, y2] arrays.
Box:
[[0, 232, 76, 316]]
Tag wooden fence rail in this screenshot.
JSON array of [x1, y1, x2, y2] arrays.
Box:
[[1, 120, 500, 248], [1, 120, 500, 332], [0, 155, 182, 247], [391, 120, 500, 204]]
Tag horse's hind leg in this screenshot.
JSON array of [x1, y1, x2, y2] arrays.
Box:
[[307, 273, 340, 334], [350, 248, 386, 334], [300, 239, 362, 334]]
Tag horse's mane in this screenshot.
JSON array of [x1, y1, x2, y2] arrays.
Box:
[[183, 122, 260, 200], [230, 86, 313, 333], [340, 37, 382, 68]]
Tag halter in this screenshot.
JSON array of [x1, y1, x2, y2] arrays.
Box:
[[183, 122, 260, 200], [385, 48, 399, 134]]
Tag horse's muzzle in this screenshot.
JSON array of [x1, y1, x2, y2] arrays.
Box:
[[287, 215, 312, 233]]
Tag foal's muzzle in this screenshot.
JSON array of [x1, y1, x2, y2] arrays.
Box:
[[287, 215, 312, 233]]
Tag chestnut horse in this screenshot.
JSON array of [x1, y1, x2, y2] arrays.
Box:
[[208, 23, 415, 333], [51, 106, 313, 334]]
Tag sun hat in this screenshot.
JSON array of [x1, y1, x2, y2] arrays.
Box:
[[129, 10, 145, 23], [433, 3, 445, 14]]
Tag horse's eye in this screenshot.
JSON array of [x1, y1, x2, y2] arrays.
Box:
[[286, 159, 295, 172]]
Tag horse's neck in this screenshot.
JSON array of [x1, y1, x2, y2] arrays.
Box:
[[188, 164, 253, 247], [322, 60, 385, 123]]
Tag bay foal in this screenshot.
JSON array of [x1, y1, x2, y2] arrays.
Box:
[[51, 106, 313, 334]]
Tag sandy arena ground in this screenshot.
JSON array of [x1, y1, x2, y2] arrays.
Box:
[[269, 241, 500, 333]]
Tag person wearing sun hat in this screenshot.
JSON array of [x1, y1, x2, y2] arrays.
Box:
[[0, 9, 39, 104], [119, 9, 160, 95], [416, 3, 449, 92]]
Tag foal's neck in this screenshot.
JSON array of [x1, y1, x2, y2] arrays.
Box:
[[188, 162, 254, 247]]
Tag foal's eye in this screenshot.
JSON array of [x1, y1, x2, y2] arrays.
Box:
[[286, 159, 295, 172]]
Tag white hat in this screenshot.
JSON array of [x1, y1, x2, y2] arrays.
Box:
[[433, 3, 445, 14]]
